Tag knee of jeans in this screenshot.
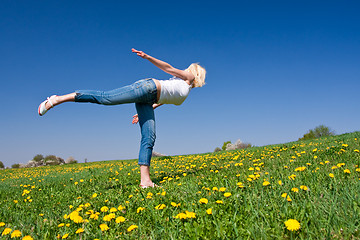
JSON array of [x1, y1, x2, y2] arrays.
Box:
[[141, 135, 156, 148]]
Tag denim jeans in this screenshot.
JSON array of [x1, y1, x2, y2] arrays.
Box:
[[75, 79, 157, 166]]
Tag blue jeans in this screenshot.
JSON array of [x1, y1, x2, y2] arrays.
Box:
[[75, 79, 157, 166]]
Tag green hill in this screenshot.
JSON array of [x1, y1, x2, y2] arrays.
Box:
[[0, 132, 359, 239]]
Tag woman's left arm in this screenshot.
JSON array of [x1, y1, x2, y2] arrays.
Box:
[[132, 48, 194, 81]]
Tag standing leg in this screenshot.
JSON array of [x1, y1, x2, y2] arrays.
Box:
[[135, 103, 156, 187]]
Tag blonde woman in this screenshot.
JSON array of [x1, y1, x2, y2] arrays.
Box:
[[38, 48, 206, 188]]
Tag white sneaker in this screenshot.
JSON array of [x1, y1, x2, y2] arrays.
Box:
[[38, 95, 56, 116]]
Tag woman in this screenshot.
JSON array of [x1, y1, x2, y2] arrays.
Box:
[[38, 48, 206, 188]]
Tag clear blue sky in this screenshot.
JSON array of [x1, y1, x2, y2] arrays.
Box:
[[1, 0, 359, 167]]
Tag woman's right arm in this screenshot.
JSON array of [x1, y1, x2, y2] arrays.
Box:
[[132, 48, 194, 81]]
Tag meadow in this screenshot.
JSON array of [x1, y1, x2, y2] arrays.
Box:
[[0, 132, 359, 239]]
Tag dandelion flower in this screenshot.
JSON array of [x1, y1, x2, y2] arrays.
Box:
[[100, 206, 109, 212], [185, 211, 196, 218], [127, 225, 138, 232], [291, 188, 299, 193], [344, 169, 351, 174], [278, 180, 283, 185], [219, 187, 226, 192], [75, 228, 84, 234], [284, 219, 301, 231], [0, 222, 5, 227], [2, 228, 12, 236], [300, 185, 308, 191], [62, 233, 69, 239], [58, 223, 65, 227], [137, 207, 145, 213], [99, 224, 109, 231], [155, 204, 166, 210], [199, 198, 208, 204], [22, 236, 34, 240], [206, 208, 212, 215], [116, 216, 125, 223], [11, 230, 22, 238], [216, 200, 223, 204], [212, 187, 218, 191], [329, 173, 334, 178], [263, 181, 270, 186], [224, 192, 232, 197]]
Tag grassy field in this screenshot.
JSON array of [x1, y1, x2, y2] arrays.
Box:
[[1, 132, 359, 239]]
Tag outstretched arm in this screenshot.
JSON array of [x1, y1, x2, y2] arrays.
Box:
[[132, 48, 194, 81]]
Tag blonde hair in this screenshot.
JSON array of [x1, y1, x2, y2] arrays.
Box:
[[186, 63, 206, 88]]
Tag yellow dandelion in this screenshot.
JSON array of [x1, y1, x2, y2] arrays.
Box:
[[11, 230, 22, 238], [300, 185, 308, 191], [0, 222, 5, 227], [118, 205, 125, 211], [219, 187, 226, 192], [281, 193, 288, 198], [216, 200, 223, 204], [185, 211, 196, 218], [291, 188, 299, 193], [58, 223, 65, 227], [127, 225, 138, 232], [62, 233, 69, 239], [22, 236, 34, 240], [75, 228, 84, 234], [99, 224, 109, 231], [171, 202, 180, 207], [263, 181, 270, 186], [92, 193, 97, 198], [224, 192, 232, 197], [329, 173, 334, 178], [116, 216, 125, 223], [110, 207, 117, 213], [206, 208, 212, 215], [100, 206, 109, 212], [2, 228, 12, 236], [344, 169, 351, 174], [284, 219, 301, 231], [295, 167, 306, 172], [137, 207, 145, 213], [155, 204, 166, 210], [287, 196, 292, 202], [278, 180, 283, 185], [199, 198, 208, 204], [212, 187, 218, 191]]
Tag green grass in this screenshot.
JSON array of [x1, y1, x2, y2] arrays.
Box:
[[0, 132, 359, 239]]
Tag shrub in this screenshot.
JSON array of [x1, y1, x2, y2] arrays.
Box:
[[299, 125, 335, 141], [12, 164, 20, 168], [32, 154, 44, 162], [0, 161, 4, 168], [44, 155, 58, 162], [214, 147, 221, 152]]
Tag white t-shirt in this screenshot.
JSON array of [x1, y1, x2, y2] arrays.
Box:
[[158, 77, 192, 105]]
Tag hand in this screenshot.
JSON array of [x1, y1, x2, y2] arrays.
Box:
[[132, 48, 148, 59], [132, 114, 139, 124]]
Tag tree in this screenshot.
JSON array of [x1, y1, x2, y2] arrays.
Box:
[[0, 161, 4, 168], [222, 141, 231, 151], [12, 163, 20, 168], [299, 125, 335, 141], [33, 154, 44, 162]]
